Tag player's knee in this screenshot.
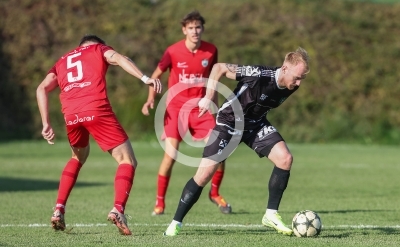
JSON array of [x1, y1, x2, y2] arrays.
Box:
[[72, 154, 88, 164], [194, 165, 218, 186], [277, 152, 293, 170], [114, 151, 137, 167], [217, 160, 226, 170], [283, 153, 293, 169], [164, 149, 178, 161], [193, 175, 210, 187], [162, 153, 176, 164], [126, 156, 138, 168], [71, 145, 90, 164], [79, 157, 88, 164], [193, 169, 214, 186]]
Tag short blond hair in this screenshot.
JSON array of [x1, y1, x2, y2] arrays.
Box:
[[284, 47, 310, 73]]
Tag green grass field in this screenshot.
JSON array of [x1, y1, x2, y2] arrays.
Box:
[[1, 141, 399, 246], [350, 0, 400, 3]]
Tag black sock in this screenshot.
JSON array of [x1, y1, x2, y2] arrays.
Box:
[[267, 166, 290, 210], [173, 178, 204, 222]]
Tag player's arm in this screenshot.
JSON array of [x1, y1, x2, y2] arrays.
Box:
[[198, 63, 238, 117], [103, 50, 162, 94], [207, 63, 238, 97], [210, 51, 219, 114], [210, 63, 238, 81], [36, 73, 59, 144], [211, 88, 219, 116], [142, 66, 164, 116]]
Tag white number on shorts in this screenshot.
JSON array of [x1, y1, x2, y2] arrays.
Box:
[[67, 53, 83, 83]]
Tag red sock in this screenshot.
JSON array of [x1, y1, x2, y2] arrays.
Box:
[[156, 174, 170, 209], [210, 170, 224, 198], [114, 164, 135, 214], [55, 158, 82, 214]]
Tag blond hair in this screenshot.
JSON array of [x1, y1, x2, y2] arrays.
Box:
[[284, 47, 310, 73]]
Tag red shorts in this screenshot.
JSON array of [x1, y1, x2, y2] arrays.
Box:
[[163, 107, 215, 141], [65, 110, 128, 151]]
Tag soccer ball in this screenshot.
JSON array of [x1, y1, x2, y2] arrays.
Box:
[[292, 210, 322, 237]]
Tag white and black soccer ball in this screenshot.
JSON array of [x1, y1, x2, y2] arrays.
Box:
[[292, 210, 322, 237]]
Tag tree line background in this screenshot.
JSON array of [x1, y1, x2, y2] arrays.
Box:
[[1, 0, 400, 144]]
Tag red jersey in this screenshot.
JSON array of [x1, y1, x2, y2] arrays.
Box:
[[49, 44, 113, 115], [158, 40, 217, 111]]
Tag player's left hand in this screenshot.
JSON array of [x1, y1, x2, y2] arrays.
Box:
[[41, 124, 55, 145], [198, 97, 212, 117], [145, 78, 162, 94]]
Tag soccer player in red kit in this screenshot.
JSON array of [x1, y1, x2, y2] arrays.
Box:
[[142, 11, 231, 216], [36, 35, 162, 235]]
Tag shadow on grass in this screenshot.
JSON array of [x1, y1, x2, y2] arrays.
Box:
[[184, 225, 399, 238], [0, 176, 104, 192], [321, 227, 399, 238], [61, 231, 106, 235], [319, 232, 352, 238], [184, 225, 307, 235], [317, 209, 394, 214], [230, 210, 252, 215], [372, 227, 399, 235], [184, 228, 268, 236]]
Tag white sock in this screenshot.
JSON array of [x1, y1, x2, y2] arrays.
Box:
[[171, 220, 182, 226], [266, 209, 277, 216]]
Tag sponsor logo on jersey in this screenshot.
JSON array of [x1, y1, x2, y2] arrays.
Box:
[[179, 69, 203, 84], [201, 59, 209, 67], [62, 46, 90, 59], [177, 62, 188, 68], [260, 94, 268, 100], [239, 66, 261, 77], [64, 82, 91, 92], [237, 66, 276, 78], [257, 125, 277, 140]]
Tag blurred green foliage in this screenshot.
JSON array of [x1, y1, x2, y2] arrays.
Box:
[[1, 0, 400, 144]]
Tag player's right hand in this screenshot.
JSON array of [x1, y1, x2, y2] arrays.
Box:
[[41, 124, 55, 145], [145, 78, 162, 94], [198, 97, 212, 118], [142, 100, 154, 116]]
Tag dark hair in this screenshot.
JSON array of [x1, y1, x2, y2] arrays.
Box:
[[79, 34, 106, 46], [181, 10, 205, 27]]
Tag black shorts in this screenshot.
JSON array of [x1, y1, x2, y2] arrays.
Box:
[[202, 121, 284, 162]]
